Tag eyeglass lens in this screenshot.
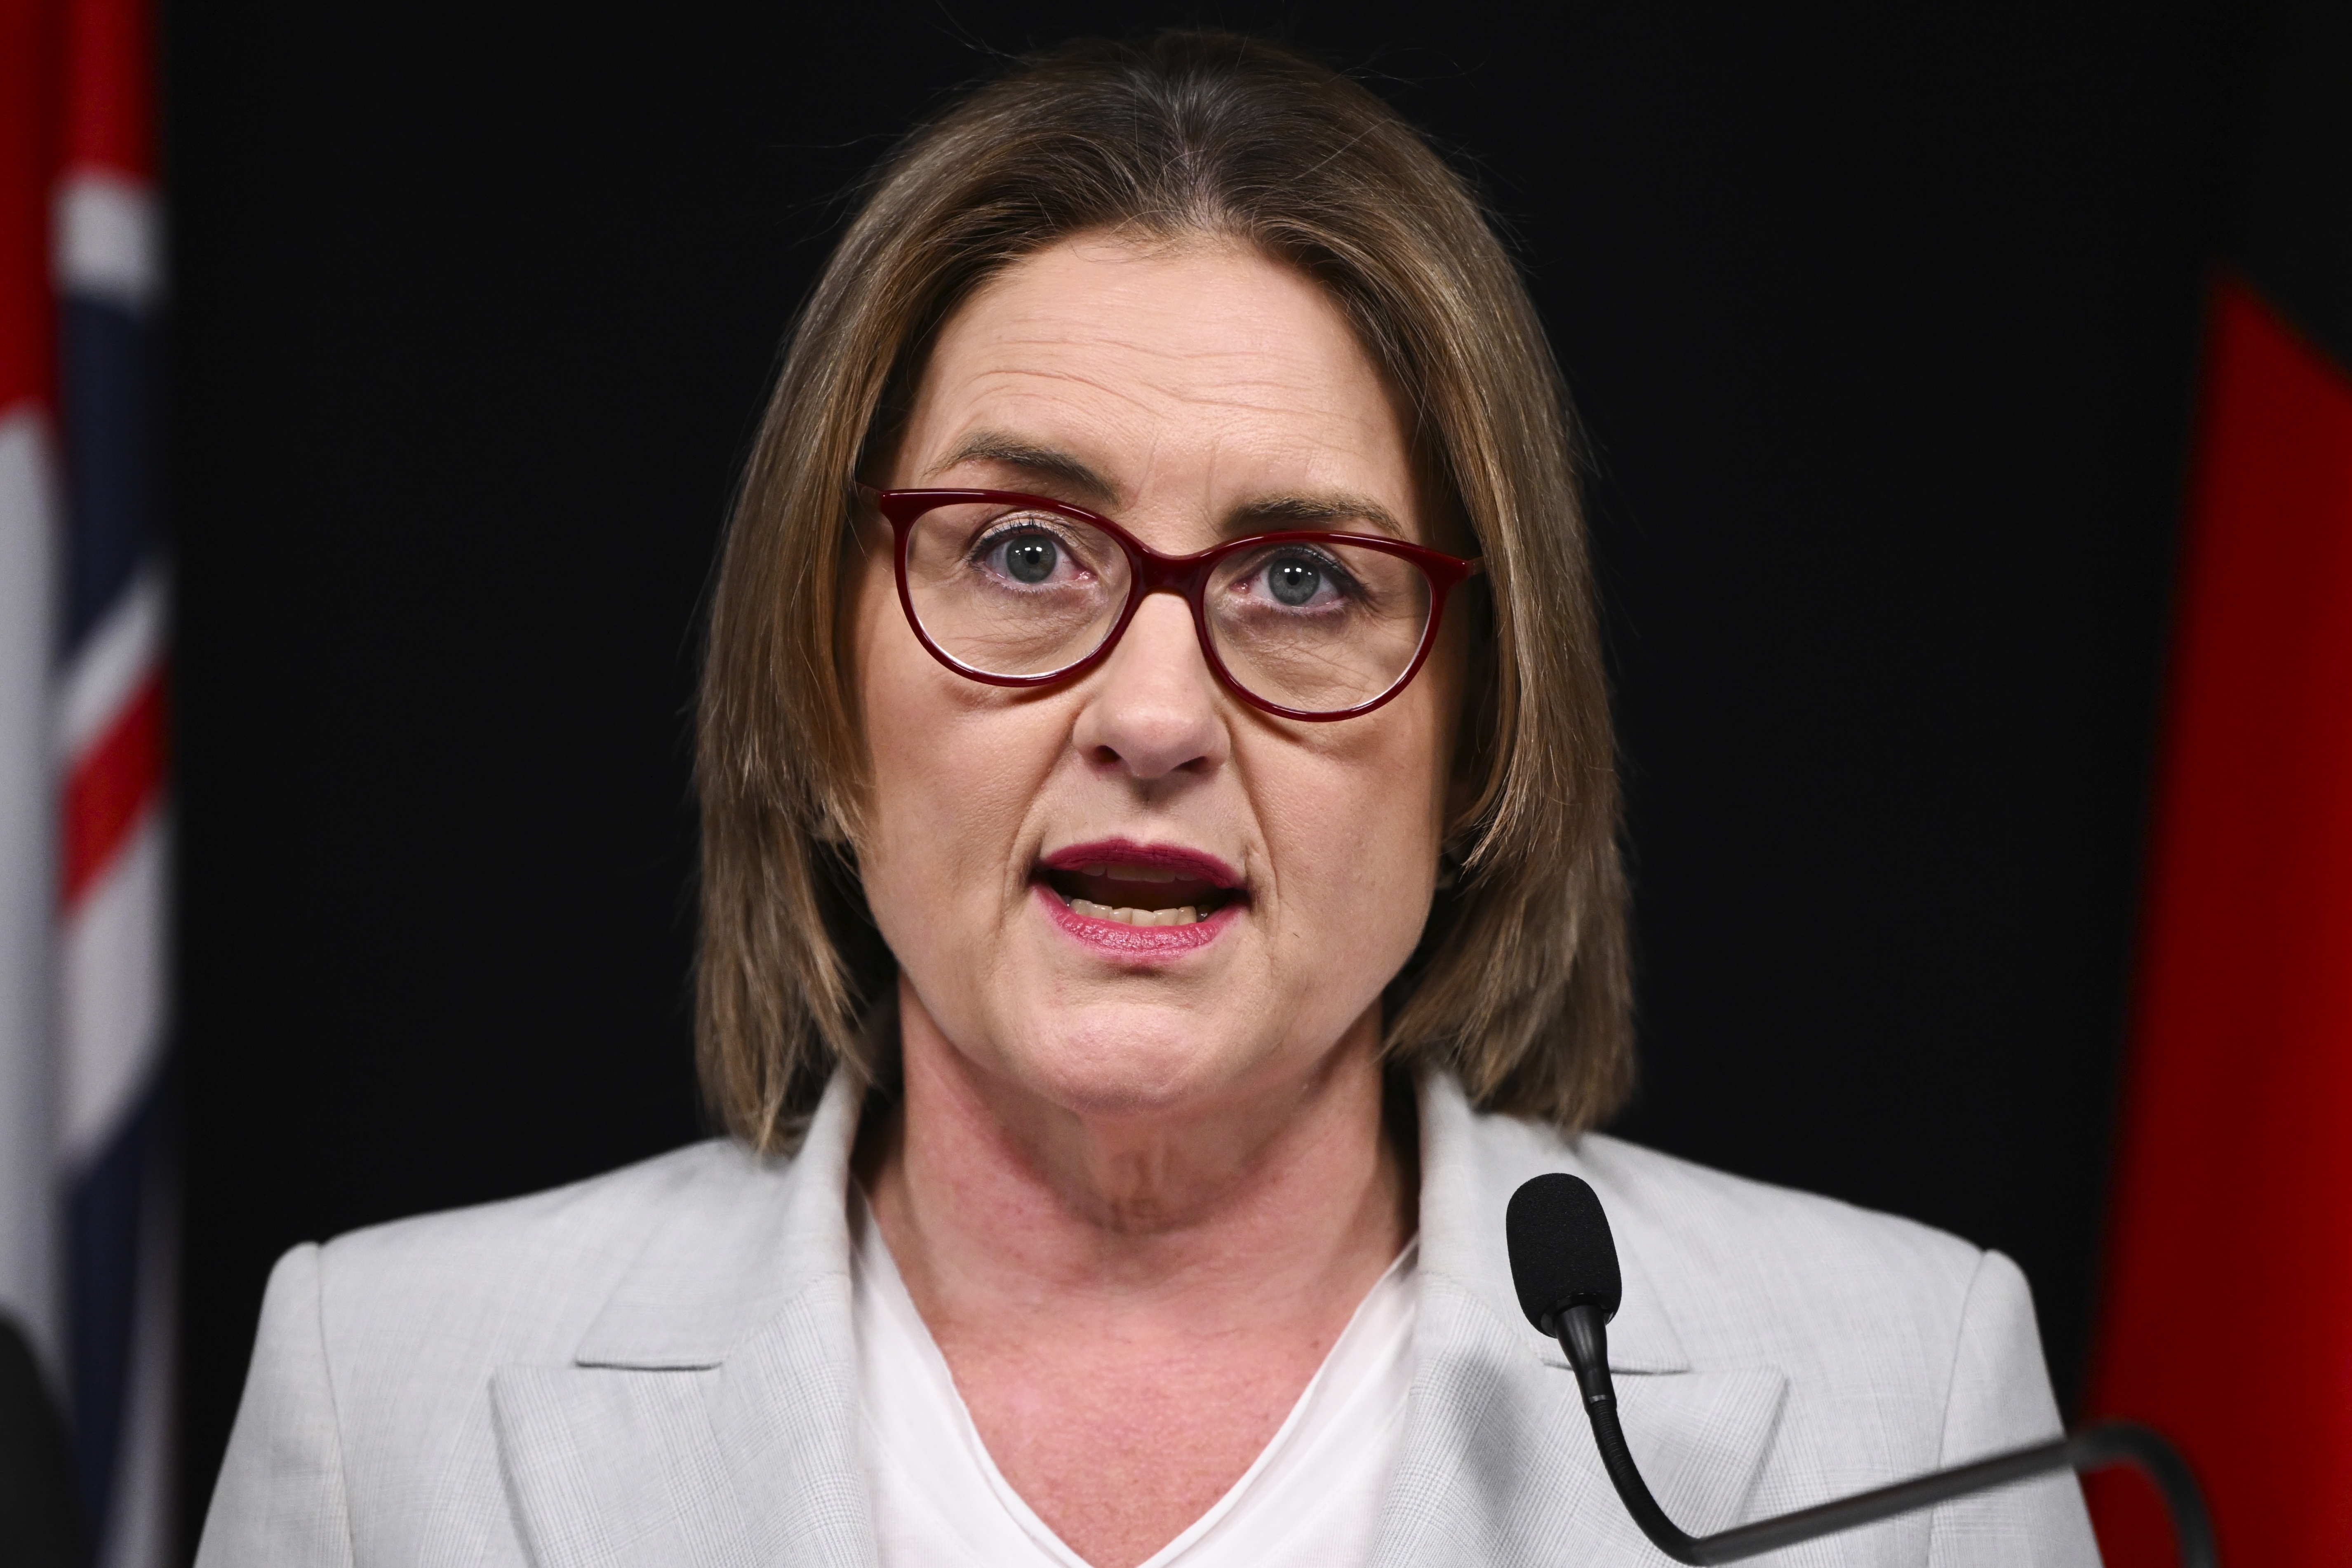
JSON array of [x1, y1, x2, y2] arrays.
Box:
[[901, 501, 1435, 714]]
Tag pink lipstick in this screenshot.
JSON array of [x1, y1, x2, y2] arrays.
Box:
[[1033, 839, 1246, 957]]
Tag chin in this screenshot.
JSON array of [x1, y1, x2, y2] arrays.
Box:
[[996, 1007, 1273, 1122]]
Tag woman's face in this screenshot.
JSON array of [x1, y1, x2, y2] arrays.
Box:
[[851, 235, 1463, 1122]]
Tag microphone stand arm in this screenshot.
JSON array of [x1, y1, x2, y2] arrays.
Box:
[[1551, 1304, 2216, 1568]]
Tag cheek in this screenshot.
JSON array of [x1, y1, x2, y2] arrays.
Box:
[[1254, 694, 1451, 957], [852, 559, 956, 936], [850, 559, 1051, 947]]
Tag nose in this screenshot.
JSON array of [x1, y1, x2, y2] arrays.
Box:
[[1070, 590, 1230, 783]]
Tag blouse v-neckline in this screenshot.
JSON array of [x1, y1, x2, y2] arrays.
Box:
[[850, 1182, 1420, 1568]]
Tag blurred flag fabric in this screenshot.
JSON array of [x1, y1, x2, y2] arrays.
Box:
[[2088, 1, 2352, 1564], [0, 0, 176, 1561], [0, 0, 66, 1448]]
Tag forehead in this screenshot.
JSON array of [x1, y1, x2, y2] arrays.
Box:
[[903, 236, 1416, 520]]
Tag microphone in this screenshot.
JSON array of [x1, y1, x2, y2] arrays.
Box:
[[1504, 1173, 2218, 1567]]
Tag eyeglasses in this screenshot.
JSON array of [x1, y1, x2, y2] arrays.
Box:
[[860, 487, 1483, 722]]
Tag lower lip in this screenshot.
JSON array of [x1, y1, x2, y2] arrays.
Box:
[[1034, 881, 1243, 957]]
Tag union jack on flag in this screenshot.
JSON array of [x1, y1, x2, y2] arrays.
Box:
[[1, 0, 176, 1560]]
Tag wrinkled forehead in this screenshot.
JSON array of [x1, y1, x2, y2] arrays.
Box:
[[891, 235, 1437, 553]]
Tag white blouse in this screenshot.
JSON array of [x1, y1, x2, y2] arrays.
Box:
[[851, 1185, 1418, 1568]]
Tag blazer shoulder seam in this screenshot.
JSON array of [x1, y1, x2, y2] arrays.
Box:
[[304, 1241, 361, 1566], [1929, 1245, 1995, 1472]]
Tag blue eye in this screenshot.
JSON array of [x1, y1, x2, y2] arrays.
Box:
[[1000, 532, 1058, 583], [1247, 548, 1355, 609], [1268, 559, 1322, 606]]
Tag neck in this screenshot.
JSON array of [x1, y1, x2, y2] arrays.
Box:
[[861, 979, 1416, 1337]]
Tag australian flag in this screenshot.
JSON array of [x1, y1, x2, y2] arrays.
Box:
[[0, 0, 175, 1562]]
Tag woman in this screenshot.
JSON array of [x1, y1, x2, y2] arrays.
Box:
[[199, 33, 2098, 1568]]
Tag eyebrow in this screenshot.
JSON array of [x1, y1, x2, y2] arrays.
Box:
[[1230, 492, 1408, 539], [927, 432, 1120, 508], [925, 430, 1411, 540]]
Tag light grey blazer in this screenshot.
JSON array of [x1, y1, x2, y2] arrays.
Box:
[[197, 1069, 2099, 1567]]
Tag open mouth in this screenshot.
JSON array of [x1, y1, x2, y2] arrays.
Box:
[[1035, 844, 1244, 928]]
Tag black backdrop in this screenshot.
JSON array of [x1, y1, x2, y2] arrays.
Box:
[[167, 0, 2248, 1547]]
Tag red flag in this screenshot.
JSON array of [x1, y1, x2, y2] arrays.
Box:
[[2089, 271, 2352, 1566], [2088, 1, 2352, 1553]]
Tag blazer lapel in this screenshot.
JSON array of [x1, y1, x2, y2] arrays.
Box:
[[1376, 1074, 1789, 1565], [491, 1361, 763, 1568], [492, 1075, 878, 1568], [489, 1063, 1788, 1567]]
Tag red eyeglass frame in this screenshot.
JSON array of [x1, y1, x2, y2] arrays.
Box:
[[859, 485, 1485, 722]]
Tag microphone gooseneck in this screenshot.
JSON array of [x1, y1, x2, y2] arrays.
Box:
[[1505, 1174, 2219, 1568]]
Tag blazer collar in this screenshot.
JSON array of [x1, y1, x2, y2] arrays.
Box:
[[1414, 1069, 1689, 1375], [493, 1072, 876, 1568], [567, 1066, 1684, 1377], [571, 1070, 866, 1369], [494, 1069, 1784, 1568], [1380, 1072, 1785, 1565]]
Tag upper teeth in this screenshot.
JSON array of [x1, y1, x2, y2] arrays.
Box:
[[1083, 863, 1181, 883], [1066, 896, 1208, 926]]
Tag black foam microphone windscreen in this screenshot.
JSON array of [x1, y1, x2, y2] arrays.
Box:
[[1505, 1171, 1624, 1330]]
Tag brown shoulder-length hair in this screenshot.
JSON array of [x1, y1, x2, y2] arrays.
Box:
[[697, 31, 1630, 1151]]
